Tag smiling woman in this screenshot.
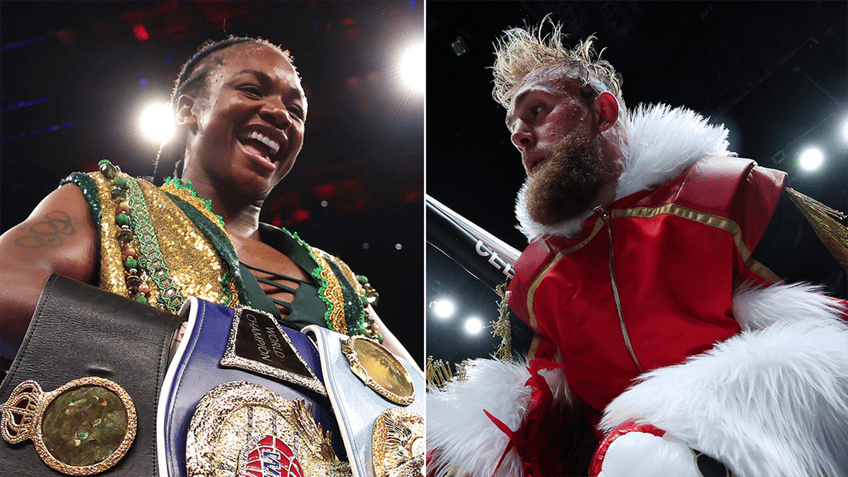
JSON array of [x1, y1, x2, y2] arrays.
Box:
[[176, 42, 306, 212], [0, 33, 423, 476], [0, 35, 417, 367]]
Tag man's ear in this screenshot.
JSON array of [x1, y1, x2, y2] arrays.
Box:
[[175, 94, 199, 130], [593, 91, 619, 132]]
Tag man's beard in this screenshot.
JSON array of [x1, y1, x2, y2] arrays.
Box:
[[522, 131, 614, 225]]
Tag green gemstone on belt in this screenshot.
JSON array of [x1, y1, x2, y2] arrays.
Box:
[[112, 177, 127, 189], [116, 213, 131, 227], [41, 385, 128, 467], [117, 229, 133, 243], [98, 160, 117, 179], [124, 257, 138, 270]]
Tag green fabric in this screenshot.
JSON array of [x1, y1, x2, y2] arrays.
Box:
[[256, 224, 337, 331], [60, 173, 102, 231], [238, 262, 284, 320]]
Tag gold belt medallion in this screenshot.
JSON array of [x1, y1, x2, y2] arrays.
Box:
[[371, 408, 424, 477], [185, 381, 350, 477], [1, 377, 136, 475], [341, 336, 415, 405]]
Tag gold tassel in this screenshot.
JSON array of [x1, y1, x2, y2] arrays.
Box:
[[426, 357, 453, 388], [786, 187, 848, 273], [490, 281, 514, 362], [425, 357, 468, 389]]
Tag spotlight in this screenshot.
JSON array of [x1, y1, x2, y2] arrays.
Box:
[[464, 317, 483, 335], [798, 146, 824, 172], [140, 103, 174, 144], [400, 43, 424, 92], [431, 299, 454, 319], [841, 115, 848, 144]]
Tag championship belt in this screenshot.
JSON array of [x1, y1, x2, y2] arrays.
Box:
[[0, 274, 183, 476], [158, 298, 347, 477], [304, 325, 425, 477]]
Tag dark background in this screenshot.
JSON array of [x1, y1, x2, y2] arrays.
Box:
[[1, 1, 424, 367], [427, 1, 848, 366]]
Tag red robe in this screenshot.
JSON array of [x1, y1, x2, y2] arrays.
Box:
[[508, 156, 786, 418]]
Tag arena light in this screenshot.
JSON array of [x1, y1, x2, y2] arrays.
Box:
[[140, 103, 174, 144], [464, 316, 484, 335], [840, 115, 848, 143], [431, 299, 455, 319], [400, 42, 424, 92], [798, 146, 825, 172]]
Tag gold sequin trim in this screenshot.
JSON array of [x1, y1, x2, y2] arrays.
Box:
[[318, 249, 367, 297], [88, 172, 239, 311], [136, 180, 237, 308], [312, 252, 348, 334]]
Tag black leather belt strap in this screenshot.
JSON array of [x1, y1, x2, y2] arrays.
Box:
[[0, 274, 183, 476]]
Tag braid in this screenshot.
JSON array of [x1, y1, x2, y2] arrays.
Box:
[[152, 36, 296, 185]]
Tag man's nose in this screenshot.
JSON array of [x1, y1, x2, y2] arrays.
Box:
[[510, 121, 535, 152]]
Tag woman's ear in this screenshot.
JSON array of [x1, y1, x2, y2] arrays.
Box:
[[175, 94, 199, 131], [593, 91, 619, 132]]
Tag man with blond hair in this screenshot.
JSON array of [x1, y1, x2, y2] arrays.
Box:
[[428, 18, 848, 477]]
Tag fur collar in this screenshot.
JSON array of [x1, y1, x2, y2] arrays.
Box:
[[515, 104, 734, 240]]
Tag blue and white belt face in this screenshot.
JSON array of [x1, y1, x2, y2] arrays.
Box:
[[158, 298, 424, 477], [157, 298, 345, 477], [305, 325, 425, 477]]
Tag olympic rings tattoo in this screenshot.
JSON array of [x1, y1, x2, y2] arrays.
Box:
[[15, 211, 76, 248]]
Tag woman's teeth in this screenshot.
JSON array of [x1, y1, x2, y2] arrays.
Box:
[[244, 131, 280, 156]]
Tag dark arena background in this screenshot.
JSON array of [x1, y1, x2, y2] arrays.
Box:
[[0, 1, 424, 367], [427, 1, 848, 366]]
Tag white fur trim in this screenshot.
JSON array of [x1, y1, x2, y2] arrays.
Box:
[[515, 103, 733, 240], [615, 104, 733, 200], [598, 432, 699, 477], [600, 284, 848, 477], [732, 281, 846, 331], [427, 359, 570, 477]]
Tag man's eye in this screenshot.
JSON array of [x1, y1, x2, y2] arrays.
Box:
[[530, 105, 544, 116]]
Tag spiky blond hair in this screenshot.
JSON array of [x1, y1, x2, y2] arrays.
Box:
[[492, 17, 626, 122]]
